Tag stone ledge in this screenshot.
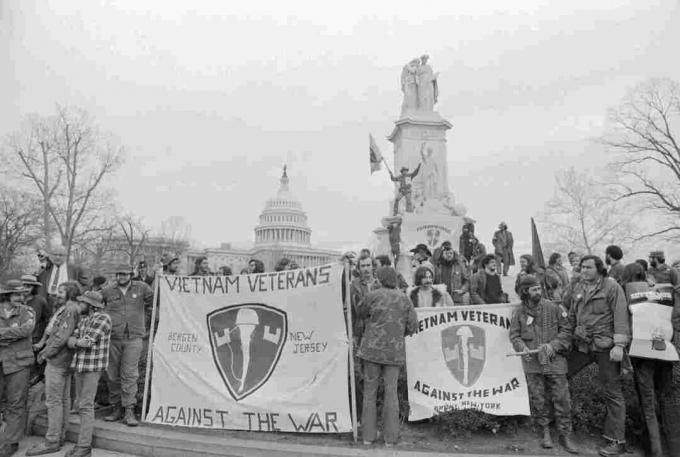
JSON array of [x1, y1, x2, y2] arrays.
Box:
[[31, 415, 547, 457]]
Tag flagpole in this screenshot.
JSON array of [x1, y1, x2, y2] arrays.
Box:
[[344, 261, 359, 443], [141, 274, 160, 422], [382, 157, 393, 176]]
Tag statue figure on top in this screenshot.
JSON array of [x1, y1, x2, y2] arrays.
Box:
[[400, 54, 439, 116]]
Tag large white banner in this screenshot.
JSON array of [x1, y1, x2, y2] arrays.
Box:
[[406, 303, 531, 420], [400, 213, 466, 252], [146, 263, 352, 433]]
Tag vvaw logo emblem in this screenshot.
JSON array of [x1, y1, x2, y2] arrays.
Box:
[[441, 325, 486, 387], [426, 228, 441, 247], [207, 304, 287, 401]]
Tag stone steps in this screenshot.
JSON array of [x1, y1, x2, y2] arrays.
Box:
[[31, 415, 525, 457]]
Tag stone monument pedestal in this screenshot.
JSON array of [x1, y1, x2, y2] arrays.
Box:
[[371, 54, 475, 287]]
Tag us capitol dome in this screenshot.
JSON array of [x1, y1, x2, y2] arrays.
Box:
[[187, 165, 340, 272]]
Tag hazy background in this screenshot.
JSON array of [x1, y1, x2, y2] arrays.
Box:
[[2, 0, 679, 255]]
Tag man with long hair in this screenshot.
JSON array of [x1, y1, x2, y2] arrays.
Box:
[[565, 255, 629, 456], [434, 242, 469, 304], [28, 281, 81, 456]]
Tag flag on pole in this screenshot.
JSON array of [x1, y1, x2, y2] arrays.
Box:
[[531, 217, 546, 269], [369, 134, 383, 174]]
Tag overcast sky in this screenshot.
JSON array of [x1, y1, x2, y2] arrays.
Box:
[[2, 0, 679, 255]]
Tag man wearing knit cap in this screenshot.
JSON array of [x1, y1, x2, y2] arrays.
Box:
[[0, 280, 35, 457], [510, 275, 577, 453], [564, 255, 630, 456]]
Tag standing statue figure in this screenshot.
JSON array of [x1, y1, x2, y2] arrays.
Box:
[[389, 164, 422, 216], [416, 54, 438, 112], [419, 142, 439, 201], [400, 58, 420, 115]]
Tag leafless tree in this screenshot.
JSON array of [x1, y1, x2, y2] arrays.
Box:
[[0, 186, 41, 277], [539, 167, 637, 255], [604, 78, 680, 239], [157, 216, 191, 254], [3, 105, 123, 258], [116, 214, 150, 265]]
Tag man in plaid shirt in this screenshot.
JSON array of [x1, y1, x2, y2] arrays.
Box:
[[66, 291, 111, 457]]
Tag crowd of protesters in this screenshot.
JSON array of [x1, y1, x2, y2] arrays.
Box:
[[2, 227, 680, 457], [344, 225, 680, 457]]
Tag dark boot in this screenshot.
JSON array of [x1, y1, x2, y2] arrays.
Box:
[[25, 440, 60, 456], [598, 440, 625, 457], [541, 426, 554, 449], [0, 443, 19, 457], [123, 407, 138, 427], [104, 405, 123, 422], [561, 434, 579, 454]]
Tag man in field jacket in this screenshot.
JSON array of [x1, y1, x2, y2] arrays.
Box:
[[102, 264, 153, 427], [564, 255, 630, 457]]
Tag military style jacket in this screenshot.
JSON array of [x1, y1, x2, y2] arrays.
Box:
[[509, 299, 571, 374], [0, 302, 35, 374], [356, 288, 418, 365], [565, 276, 630, 352], [103, 281, 154, 339]]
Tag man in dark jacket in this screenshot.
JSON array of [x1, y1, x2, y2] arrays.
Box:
[[565, 255, 630, 456], [510, 275, 577, 453], [648, 250, 679, 286], [605, 245, 625, 286], [102, 264, 153, 427], [0, 280, 35, 457], [132, 260, 154, 286], [37, 245, 89, 305], [492, 222, 515, 276], [470, 255, 508, 304]]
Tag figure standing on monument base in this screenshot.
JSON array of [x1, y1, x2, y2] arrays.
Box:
[[390, 164, 422, 216]]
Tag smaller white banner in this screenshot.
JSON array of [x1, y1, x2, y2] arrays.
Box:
[[406, 303, 531, 420], [400, 214, 465, 252]]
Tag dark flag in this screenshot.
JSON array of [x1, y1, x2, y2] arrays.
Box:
[[531, 217, 546, 269], [369, 133, 383, 174]]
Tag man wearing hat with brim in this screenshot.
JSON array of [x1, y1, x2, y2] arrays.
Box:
[[0, 280, 36, 457], [102, 263, 153, 426], [20, 275, 51, 346], [410, 243, 432, 264], [389, 162, 422, 216], [66, 291, 112, 457]]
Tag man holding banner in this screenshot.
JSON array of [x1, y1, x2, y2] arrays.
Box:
[[509, 275, 577, 454]]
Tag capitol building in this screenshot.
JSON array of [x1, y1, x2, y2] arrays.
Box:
[[185, 166, 340, 272]]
